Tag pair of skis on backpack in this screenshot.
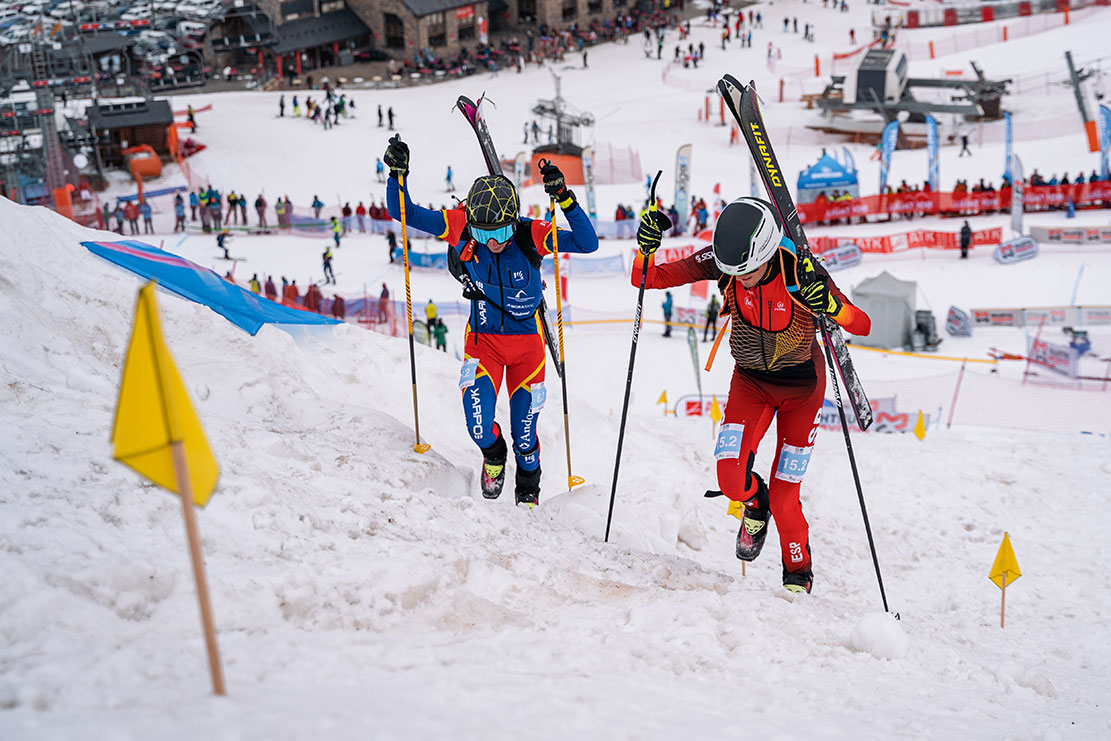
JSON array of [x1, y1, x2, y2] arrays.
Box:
[[718, 75, 873, 432]]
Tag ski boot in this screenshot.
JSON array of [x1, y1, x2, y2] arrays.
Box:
[[479, 435, 507, 500], [735, 472, 770, 562], [514, 465, 542, 508], [783, 569, 813, 594]]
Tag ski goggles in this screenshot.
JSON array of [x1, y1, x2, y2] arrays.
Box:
[[470, 222, 515, 244]]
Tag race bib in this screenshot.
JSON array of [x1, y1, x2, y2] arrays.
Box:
[[714, 423, 745, 461], [530, 382, 547, 413], [458, 358, 480, 390], [775, 444, 813, 483]]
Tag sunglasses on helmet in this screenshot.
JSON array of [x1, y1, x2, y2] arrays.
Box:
[[470, 222, 516, 244]]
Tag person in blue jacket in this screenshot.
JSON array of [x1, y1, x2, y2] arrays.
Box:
[[384, 134, 598, 506], [188, 190, 198, 221], [139, 199, 154, 234]]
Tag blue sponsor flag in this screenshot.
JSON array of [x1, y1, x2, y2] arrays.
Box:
[[1100, 105, 1111, 181], [1003, 112, 1013, 183], [842, 146, 857, 175], [925, 115, 939, 191], [879, 121, 899, 193]]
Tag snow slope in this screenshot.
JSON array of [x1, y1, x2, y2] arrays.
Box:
[[4, 1, 1111, 737], [3, 168, 1111, 741]]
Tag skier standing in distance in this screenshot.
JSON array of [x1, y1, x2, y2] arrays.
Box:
[[383, 134, 599, 506], [633, 196, 871, 594]]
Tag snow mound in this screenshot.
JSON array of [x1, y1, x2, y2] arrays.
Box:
[[848, 611, 909, 660]]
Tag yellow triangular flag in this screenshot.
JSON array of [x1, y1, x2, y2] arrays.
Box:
[[112, 282, 219, 506], [727, 499, 743, 520], [989, 532, 1021, 590], [657, 390, 668, 406], [710, 395, 723, 424], [913, 410, 926, 441]]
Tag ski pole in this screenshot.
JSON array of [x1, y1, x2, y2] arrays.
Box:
[[397, 173, 431, 454], [541, 162, 584, 491], [605, 170, 662, 543], [820, 324, 890, 614]]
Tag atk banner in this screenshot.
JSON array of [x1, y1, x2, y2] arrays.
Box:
[[1010, 153, 1025, 235], [1100, 104, 1111, 181], [926, 115, 939, 192], [879, 120, 899, 194], [1003, 112, 1012, 183], [581, 145, 597, 221], [674, 143, 692, 235]]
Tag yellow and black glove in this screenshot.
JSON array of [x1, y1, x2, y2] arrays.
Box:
[[636, 211, 673, 256], [541, 161, 577, 210], [384, 134, 409, 180], [799, 257, 841, 315]]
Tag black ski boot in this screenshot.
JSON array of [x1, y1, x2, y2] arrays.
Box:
[[735, 472, 770, 562], [514, 465, 542, 508], [782, 544, 814, 593], [479, 434, 507, 500]]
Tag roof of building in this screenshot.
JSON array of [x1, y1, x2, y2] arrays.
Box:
[[87, 99, 174, 130], [396, 0, 479, 18], [272, 8, 369, 55]]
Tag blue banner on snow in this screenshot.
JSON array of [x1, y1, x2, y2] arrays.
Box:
[[82, 239, 340, 335]]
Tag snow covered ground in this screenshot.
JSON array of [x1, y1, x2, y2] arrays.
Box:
[[3, 1, 1111, 738]]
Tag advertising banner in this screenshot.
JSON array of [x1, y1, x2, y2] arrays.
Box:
[[674, 143, 692, 236], [926, 114, 939, 192], [1010, 153, 1024, 235], [1003, 112, 1012, 183], [945, 306, 972, 337], [1101, 104, 1111, 181], [514, 151, 527, 188], [1026, 335, 1079, 377], [993, 235, 1038, 265], [820, 243, 863, 271], [1032, 225, 1111, 243], [581, 145, 597, 221], [972, 308, 1024, 327], [879, 120, 899, 194]]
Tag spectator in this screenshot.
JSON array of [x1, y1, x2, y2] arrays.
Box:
[[173, 194, 186, 232], [662, 291, 673, 337], [356, 201, 367, 232], [704, 293, 720, 341], [332, 293, 346, 320], [378, 282, 390, 322], [960, 221, 972, 259], [249, 273, 261, 293], [264, 275, 278, 301], [433, 317, 448, 351], [140, 199, 154, 234]]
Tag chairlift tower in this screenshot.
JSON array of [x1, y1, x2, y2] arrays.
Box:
[[530, 66, 594, 150]]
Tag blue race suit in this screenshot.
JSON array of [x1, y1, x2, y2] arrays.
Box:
[[387, 177, 598, 470]]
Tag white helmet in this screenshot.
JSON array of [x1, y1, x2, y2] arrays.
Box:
[[711, 197, 784, 275]]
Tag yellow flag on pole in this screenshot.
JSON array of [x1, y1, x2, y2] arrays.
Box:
[[989, 532, 1021, 590], [913, 410, 927, 441], [710, 395, 723, 424], [657, 390, 668, 406], [112, 282, 219, 506]]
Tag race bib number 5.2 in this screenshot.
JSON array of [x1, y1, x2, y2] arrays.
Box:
[[714, 423, 745, 461]]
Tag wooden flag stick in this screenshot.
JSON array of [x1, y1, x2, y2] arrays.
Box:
[[171, 441, 226, 695], [1000, 571, 1006, 629]]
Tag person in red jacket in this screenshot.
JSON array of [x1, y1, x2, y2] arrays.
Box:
[[355, 201, 367, 232], [634, 196, 871, 594]]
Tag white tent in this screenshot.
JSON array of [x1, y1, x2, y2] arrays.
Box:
[[851, 271, 917, 349]]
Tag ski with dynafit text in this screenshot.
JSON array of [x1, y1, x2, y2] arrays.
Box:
[[718, 75, 874, 431]]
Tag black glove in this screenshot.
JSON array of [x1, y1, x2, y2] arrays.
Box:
[[798, 257, 841, 315], [384, 134, 409, 179], [449, 247, 486, 301], [540, 161, 576, 209], [636, 210, 673, 256]]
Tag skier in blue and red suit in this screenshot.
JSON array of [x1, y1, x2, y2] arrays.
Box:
[[384, 135, 598, 506]]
